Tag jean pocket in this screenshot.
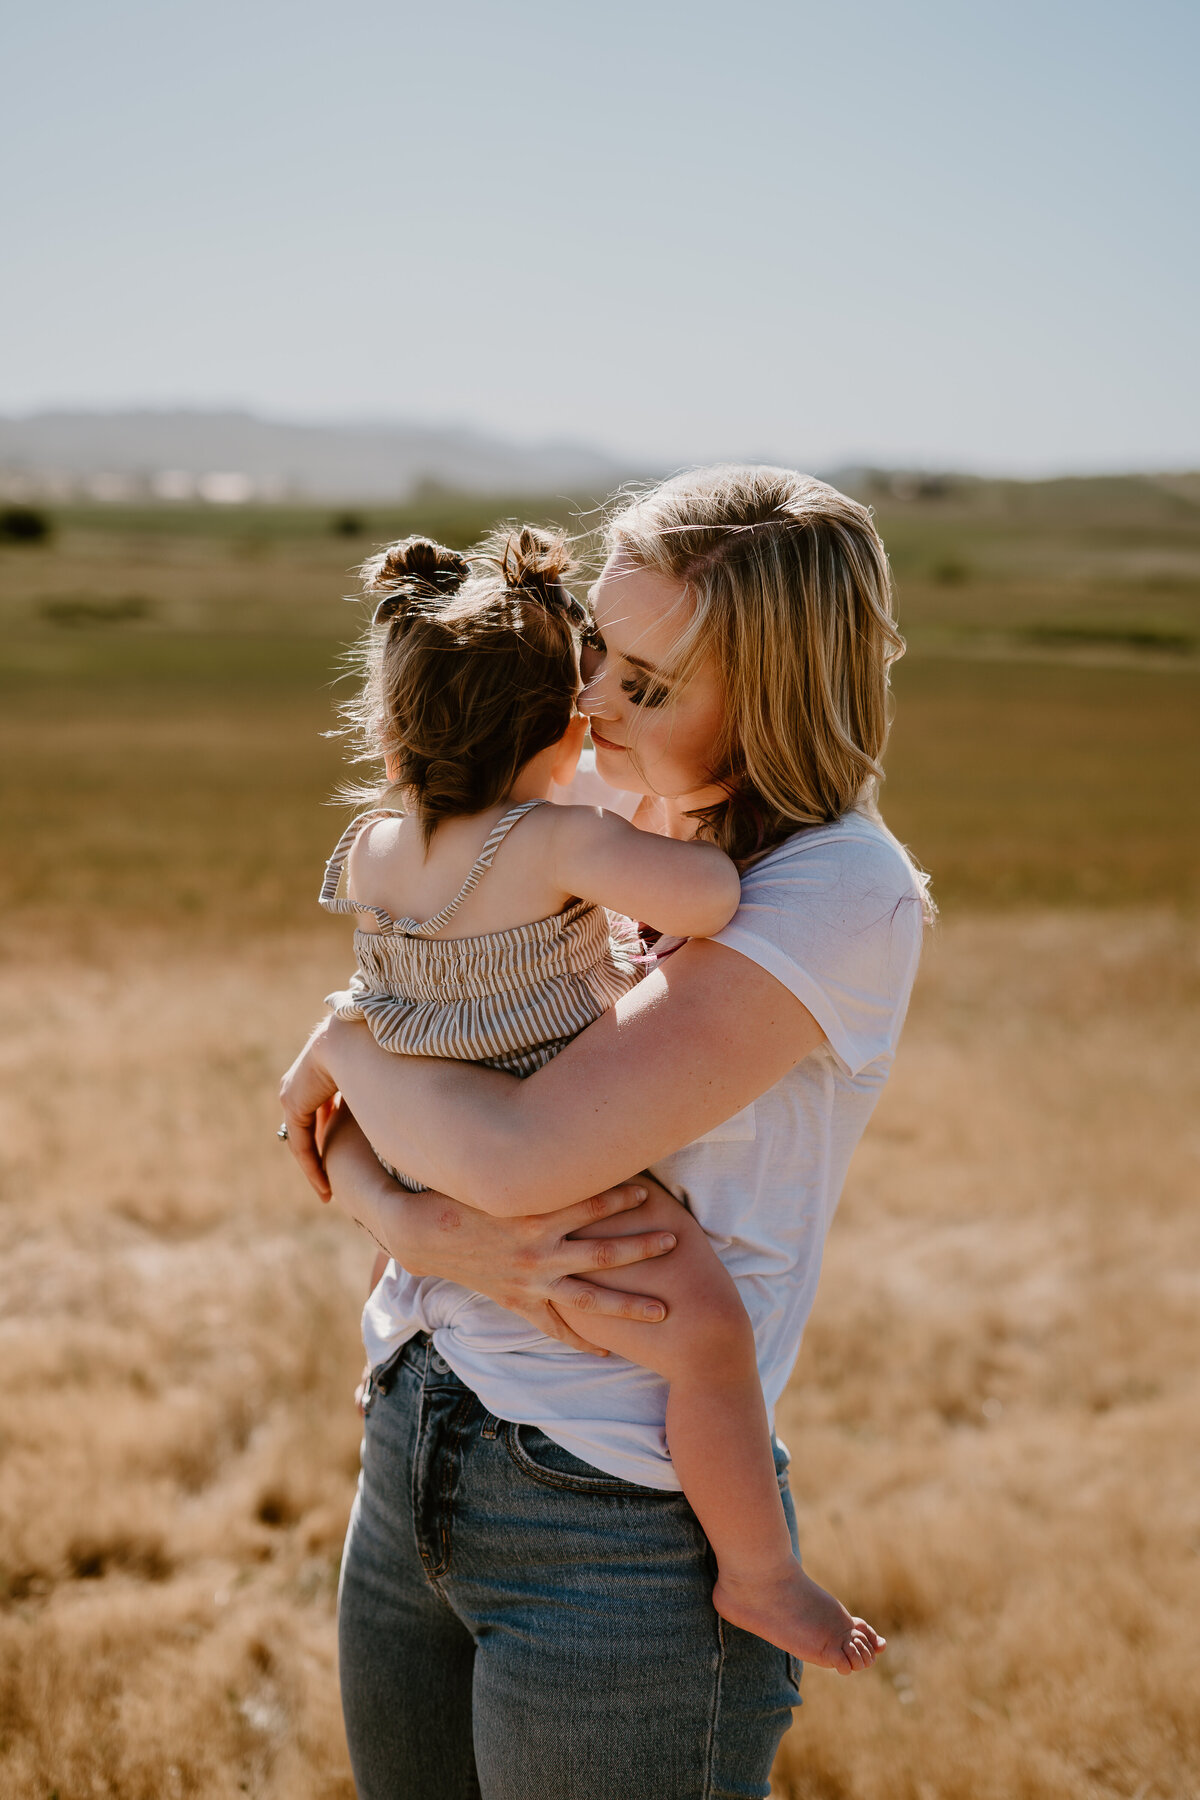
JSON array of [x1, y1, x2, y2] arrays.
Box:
[[504, 1423, 673, 1497]]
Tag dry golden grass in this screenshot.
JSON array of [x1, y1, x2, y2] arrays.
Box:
[[773, 909, 1200, 1800], [0, 912, 1195, 1798], [0, 927, 364, 1799]]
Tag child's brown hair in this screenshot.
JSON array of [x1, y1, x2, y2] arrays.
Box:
[[340, 526, 586, 843]]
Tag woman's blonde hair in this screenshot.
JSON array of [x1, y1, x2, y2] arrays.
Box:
[[339, 527, 585, 843], [606, 464, 911, 868]]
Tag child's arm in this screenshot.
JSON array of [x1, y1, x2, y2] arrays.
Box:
[[550, 806, 741, 939]]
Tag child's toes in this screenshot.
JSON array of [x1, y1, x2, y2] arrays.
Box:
[[841, 1627, 882, 1672]]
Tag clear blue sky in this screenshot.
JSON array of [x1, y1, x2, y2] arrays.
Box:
[[5, 0, 1197, 472]]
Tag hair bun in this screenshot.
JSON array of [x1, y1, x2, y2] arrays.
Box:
[[361, 536, 470, 621], [497, 526, 584, 625]]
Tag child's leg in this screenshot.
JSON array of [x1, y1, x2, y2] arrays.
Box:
[[569, 1188, 884, 1675]]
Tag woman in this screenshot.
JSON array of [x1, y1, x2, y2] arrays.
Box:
[[281, 465, 928, 1800]]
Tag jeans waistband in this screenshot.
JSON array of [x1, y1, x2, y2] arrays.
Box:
[[393, 1332, 464, 1390]]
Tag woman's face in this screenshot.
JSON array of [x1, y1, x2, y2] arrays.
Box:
[[578, 551, 726, 809]]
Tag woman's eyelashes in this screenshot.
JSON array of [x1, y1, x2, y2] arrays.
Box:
[[583, 628, 669, 710], [620, 675, 668, 709]]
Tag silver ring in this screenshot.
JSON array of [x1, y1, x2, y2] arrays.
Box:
[[276, 1122, 289, 1141]]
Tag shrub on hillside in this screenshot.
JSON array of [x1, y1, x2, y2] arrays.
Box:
[[0, 504, 52, 544]]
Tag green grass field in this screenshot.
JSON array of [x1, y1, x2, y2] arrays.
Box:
[[2, 474, 1197, 930]]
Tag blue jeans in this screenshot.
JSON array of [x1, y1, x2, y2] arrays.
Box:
[[338, 1334, 801, 1800]]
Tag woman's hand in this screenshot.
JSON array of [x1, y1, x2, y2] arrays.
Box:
[[279, 1017, 341, 1200], [321, 1107, 677, 1355], [422, 1189, 674, 1354]]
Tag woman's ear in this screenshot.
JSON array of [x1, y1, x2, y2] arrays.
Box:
[[383, 752, 402, 785], [550, 713, 587, 788]]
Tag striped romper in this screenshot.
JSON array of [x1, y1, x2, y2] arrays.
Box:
[[320, 799, 644, 1190]]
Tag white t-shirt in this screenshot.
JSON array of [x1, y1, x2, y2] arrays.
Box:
[[362, 765, 925, 1488]]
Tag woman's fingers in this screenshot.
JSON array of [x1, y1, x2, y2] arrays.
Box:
[[278, 1024, 338, 1201], [538, 1183, 674, 1321], [551, 1275, 668, 1324], [314, 1096, 338, 1151], [556, 1230, 677, 1276], [557, 1182, 650, 1235], [282, 1105, 332, 1200]]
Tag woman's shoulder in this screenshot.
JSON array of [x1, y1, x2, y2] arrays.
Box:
[[716, 810, 927, 1075], [743, 808, 927, 907], [719, 809, 927, 987]]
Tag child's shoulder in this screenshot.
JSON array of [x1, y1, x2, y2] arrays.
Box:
[[344, 812, 413, 886], [531, 799, 619, 851], [347, 811, 407, 858], [531, 799, 606, 829]]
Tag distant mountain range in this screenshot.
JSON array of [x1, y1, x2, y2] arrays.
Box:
[[0, 409, 638, 503]]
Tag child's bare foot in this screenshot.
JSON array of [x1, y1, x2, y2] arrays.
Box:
[[713, 1561, 885, 1674]]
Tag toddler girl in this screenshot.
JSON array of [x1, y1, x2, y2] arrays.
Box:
[[317, 525, 882, 1674]]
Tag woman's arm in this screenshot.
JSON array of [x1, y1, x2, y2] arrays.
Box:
[[281, 939, 824, 1214], [550, 807, 741, 939], [320, 1105, 681, 1351]]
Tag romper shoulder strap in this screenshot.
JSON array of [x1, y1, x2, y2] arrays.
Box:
[[407, 800, 547, 939], [318, 810, 405, 931]]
